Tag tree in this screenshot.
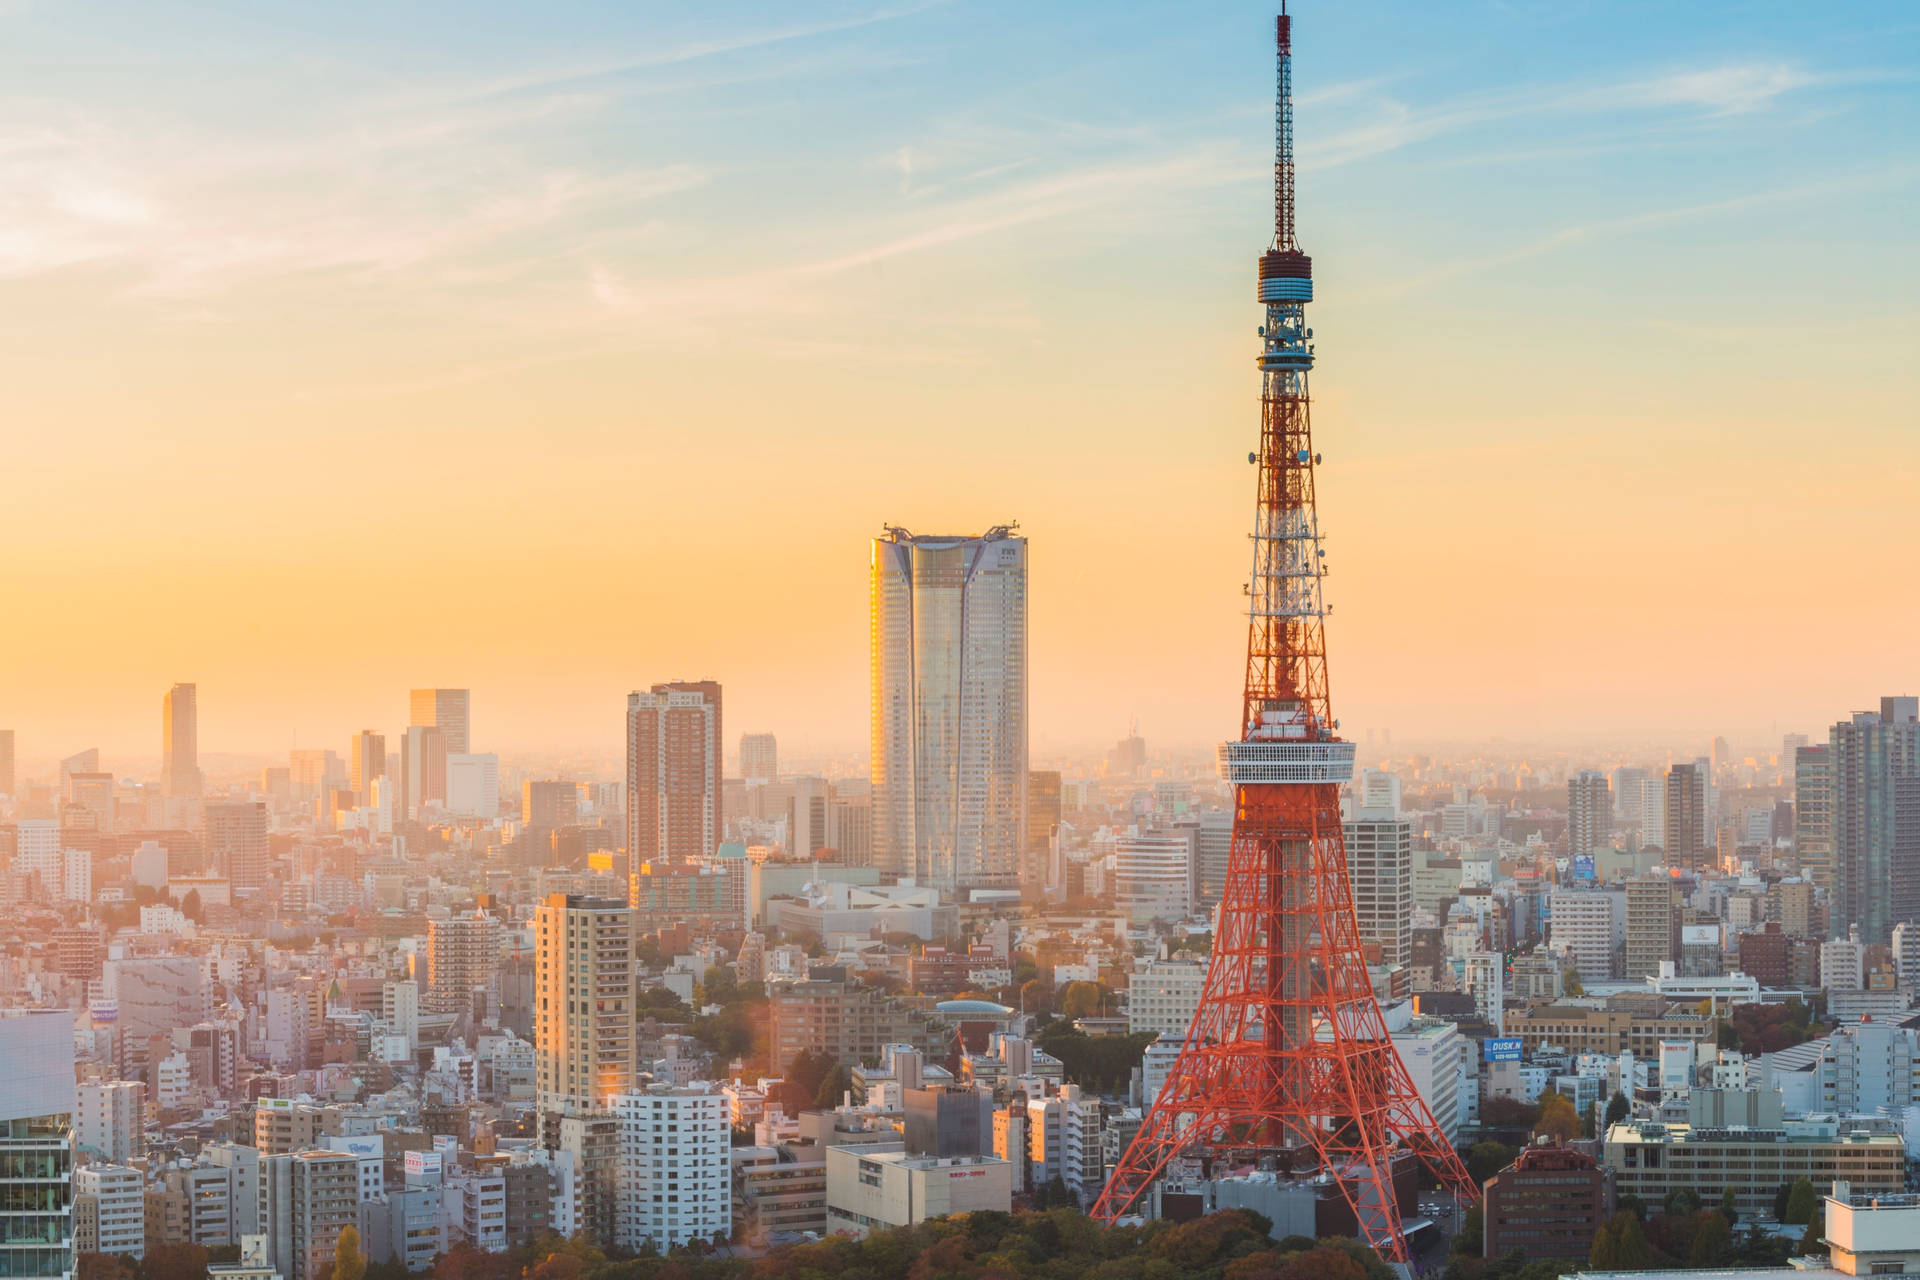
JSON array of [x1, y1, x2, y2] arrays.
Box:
[[333, 1226, 366, 1280], [141, 1244, 212, 1280], [1465, 1141, 1518, 1185], [1452, 1205, 1484, 1257], [1800, 1203, 1827, 1256], [1018, 979, 1053, 1016], [1688, 1211, 1733, 1267], [1060, 981, 1104, 1020], [1604, 1090, 1630, 1127], [1533, 1092, 1580, 1143], [1784, 1176, 1818, 1225], [814, 1064, 851, 1110], [76, 1255, 135, 1280], [1562, 969, 1584, 996], [1479, 1095, 1535, 1128], [1721, 1185, 1740, 1225], [1589, 1210, 1651, 1271], [179, 888, 203, 921]]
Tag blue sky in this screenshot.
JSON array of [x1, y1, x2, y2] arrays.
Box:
[[1, 1, 1915, 760]]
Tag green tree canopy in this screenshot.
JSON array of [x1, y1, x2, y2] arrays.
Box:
[[1785, 1176, 1818, 1225]]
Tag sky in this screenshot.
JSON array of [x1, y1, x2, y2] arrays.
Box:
[[1, 0, 1916, 771]]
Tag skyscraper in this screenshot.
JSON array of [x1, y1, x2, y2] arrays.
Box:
[[204, 801, 269, 892], [409, 689, 471, 755], [349, 731, 384, 805], [0, 728, 14, 797], [870, 525, 1028, 890], [625, 683, 721, 877], [400, 725, 447, 819], [1567, 770, 1610, 856], [162, 683, 200, 797], [739, 733, 777, 785], [534, 895, 634, 1129], [1625, 876, 1680, 981], [1831, 697, 1920, 945], [0, 1010, 75, 1280], [1665, 762, 1705, 869], [1794, 744, 1835, 896]]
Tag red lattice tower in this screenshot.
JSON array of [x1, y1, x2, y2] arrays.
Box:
[[1090, 10, 1478, 1261]]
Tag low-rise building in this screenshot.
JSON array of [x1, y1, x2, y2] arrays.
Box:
[[823, 1148, 1011, 1238], [1480, 1141, 1612, 1260]]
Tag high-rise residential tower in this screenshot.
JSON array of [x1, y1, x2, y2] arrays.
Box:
[[204, 801, 269, 892], [1345, 808, 1413, 972], [870, 525, 1028, 891], [1794, 743, 1835, 895], [349, 731, 384, 806], [1664, 762, 1705, 869], [427, 910, 503, 1017], [409, 689, 471, 755], [739, 733, 777, 785], [533, 895, 634, 1130], [625, 683, 721, 878], [162, 683, 201, 797], [1831, 697, 1920, 945], [1567, 770, 1610, 856]]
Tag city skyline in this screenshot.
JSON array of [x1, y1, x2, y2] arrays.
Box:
[[3, 0, 1917, 758]]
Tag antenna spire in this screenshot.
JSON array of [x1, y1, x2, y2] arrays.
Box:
[[1274, 8, 1295, 249]]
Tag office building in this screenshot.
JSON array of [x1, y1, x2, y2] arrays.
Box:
[[162, 682, 201, 798], [409, 689, 471, 756], [1112, 830, 1195, 923], [103, 955, 207, 1080], [824, 1148, 1011, 1238], [1391, 1013, 1467, 1144], [1567, 770, 1610, 856], [788, 776, 830, 860], [533, 896, 634, 1126], [1624, 877, 1679, 982], [1480, 1143, 1612, 1261], [1026, 771, 1062, 888], [427, 911, 502, 1017], [205, 801, 269, 892], [1504, 1000, 1713, 1059], [65, 772, 115, 833], [1664, 763, 1705, 869], [827, 787, 873, 867], [521, 779, 578, 836], [626, 683, 722, 876], [740, 733, 777, 785], [1346, 809, 1412, 970], [0, 1010, 75, 1280], [870, 526, 1028, 890], [627, 861, 742, 934], [400, 725, 446, 819], [73, 1165, 144, 1258], [611, 1086, 729, 1251], [445, 753, 500, 819], [348, 732, 384, 806], [1832, 697, 1920, 944], [1127, 960, 1206, 1037], [767, 977, 938, 1074], [1604, 1105, 1902, 1221], [74, 1081, 145, 1163]]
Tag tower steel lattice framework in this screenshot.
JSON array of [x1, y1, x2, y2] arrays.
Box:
[[1090, 11, 1479, 1261]]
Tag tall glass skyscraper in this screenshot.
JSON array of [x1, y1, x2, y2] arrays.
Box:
[[870, 526, 1027, 892], [0, 1010, 74, 1280]]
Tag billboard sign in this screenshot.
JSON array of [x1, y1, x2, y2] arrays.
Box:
[[1484, 1038, 1523, 1062], [1572, 854, 1595, 880]]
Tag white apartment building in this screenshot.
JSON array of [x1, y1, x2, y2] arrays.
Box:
[[1127, 960, 1206, 1037], [1388, 1014, 1467, 1145], [1549, 890, 1622, 982], [74, 1081, 145, 1163], [1345, 811, 1412, 970], [1112, 830, 1196, 923], [76, 1164, 146, 1257], [612, 1086, 730, 1251]]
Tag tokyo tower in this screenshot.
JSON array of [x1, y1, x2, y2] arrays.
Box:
[[1090, 9, 1478, 1261]]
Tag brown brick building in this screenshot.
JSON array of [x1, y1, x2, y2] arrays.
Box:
[[1482, 1141, 1614, 1260]]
